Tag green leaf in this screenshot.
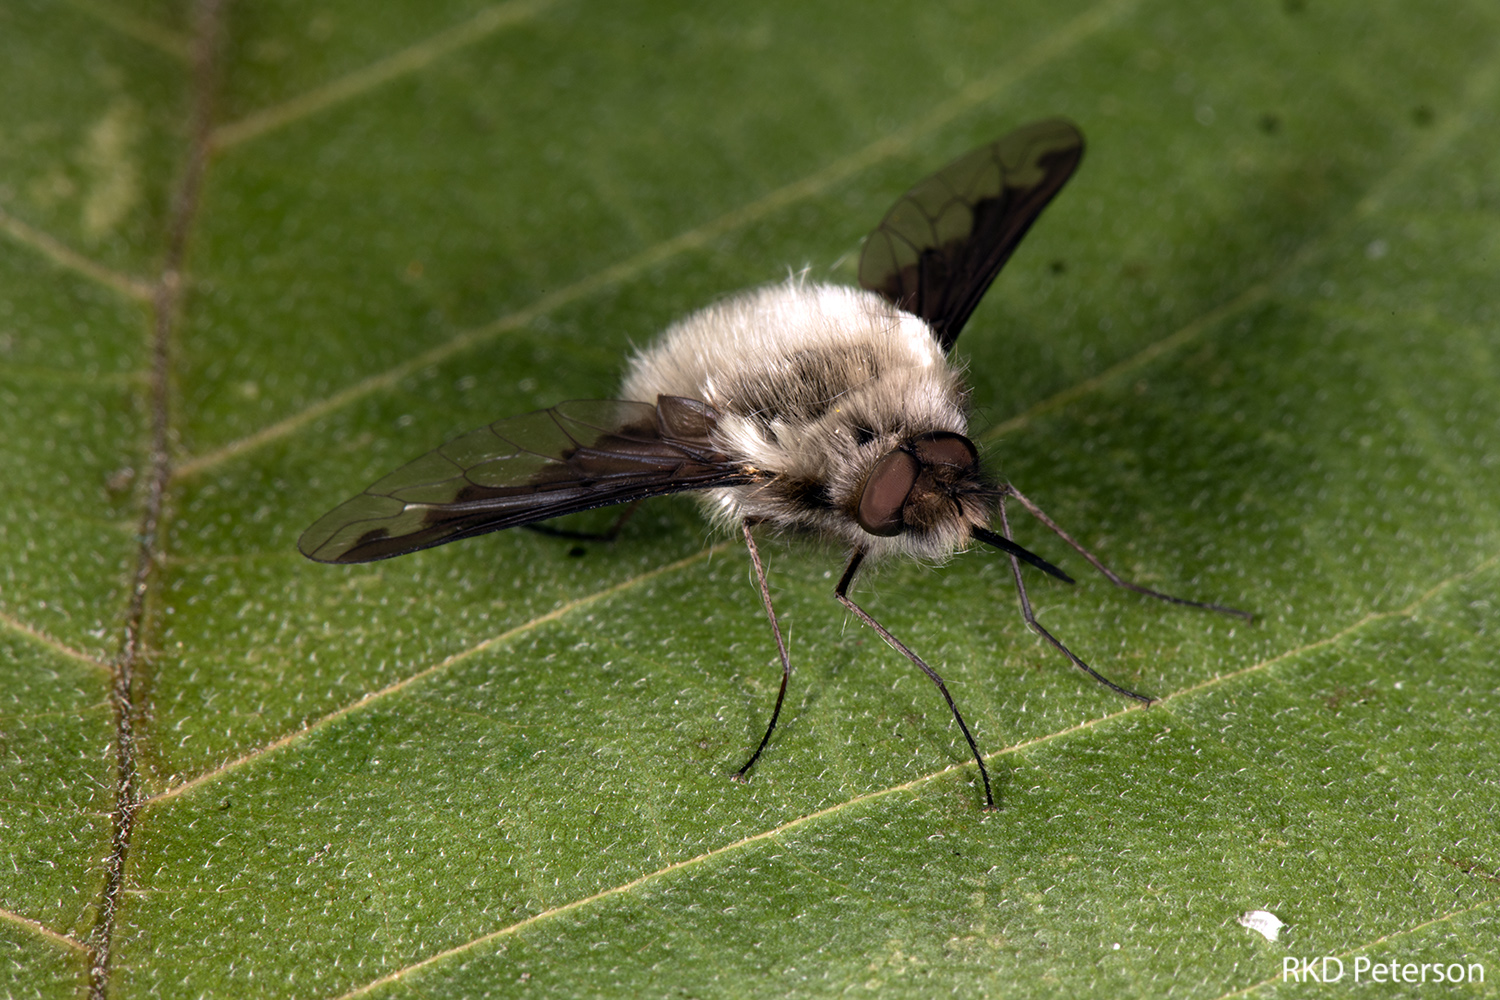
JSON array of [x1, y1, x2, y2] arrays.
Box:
[[3, 0, 1498, 996]]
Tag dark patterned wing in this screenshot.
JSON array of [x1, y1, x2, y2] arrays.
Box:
[[298, 396, 756, 564], [858, 118, 1084, 352]]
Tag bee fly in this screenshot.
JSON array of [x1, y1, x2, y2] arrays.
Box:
[[300, 119, 1248, 808]]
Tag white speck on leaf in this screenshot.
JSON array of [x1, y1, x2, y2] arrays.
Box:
[[1237, 909, 1285, 941]]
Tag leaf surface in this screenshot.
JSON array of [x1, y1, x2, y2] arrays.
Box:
[[2, 0, 1498, 996]]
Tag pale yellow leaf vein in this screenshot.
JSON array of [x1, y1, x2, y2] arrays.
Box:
[[210, 0, 560, 151], [64, 0, 192, 60], [1152, 547, 1500, 706], [0, 905, 90, 955], [0, 204, 154, 303], [142, 542, 730, 807], [983, 42, 1500, 446], [174, 0, 1141, 480], [326, 547, 1499, 999], [1001, 549, 1499, 760], [979, 285, 1273, 445], [0, 610, 110, 674], [326, 789, 933, 1000]]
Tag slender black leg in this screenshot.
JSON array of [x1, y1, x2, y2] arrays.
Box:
[[835, 550, 995, 810], [997, 495, 1154, 704], [523, 500, 642, 542], [734, 519, 793, 782], [1005, 486, 1252, 621]]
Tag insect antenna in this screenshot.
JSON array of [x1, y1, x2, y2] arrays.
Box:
[[1003, 486, 1253, 621], [836, 550, 996, 810]]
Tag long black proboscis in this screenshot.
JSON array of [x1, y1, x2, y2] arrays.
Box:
[[971, 526, 1074, 583]]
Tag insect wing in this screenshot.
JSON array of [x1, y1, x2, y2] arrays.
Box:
[[858, 118, 1084, 351], [298, 397, 754, 563]]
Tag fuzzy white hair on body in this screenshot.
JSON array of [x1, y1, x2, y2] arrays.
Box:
[[622, 279, 980, 561], [299, 119, 1249, 809]]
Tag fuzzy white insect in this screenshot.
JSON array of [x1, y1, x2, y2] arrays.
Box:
[[622, 280, 973, 561], [301, 120, 1248, 808]]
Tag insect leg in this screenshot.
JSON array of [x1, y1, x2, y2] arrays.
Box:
[[1005, 487, 1252, 620], [733, 519, 792, 782], [522, 500, 643, 543], [997, 494, 1153, 704], [835, 550, 995, 810]]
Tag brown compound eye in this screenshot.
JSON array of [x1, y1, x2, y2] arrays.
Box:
[[856, 448, 920, 536], [908, 431, 978, 471]]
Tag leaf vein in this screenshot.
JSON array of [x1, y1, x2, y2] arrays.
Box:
[[0, 204, 155, 303], [0, 905, 90, 955], [0, 611, 110, 673], [173, 0, 1143, 480], [317, 551, 1500, 999], [142, 542, 732, 807], [209, 0, 561, 151], [984, 40, 1500, 446]]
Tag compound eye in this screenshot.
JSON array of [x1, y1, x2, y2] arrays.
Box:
[[908, 432, 978, 471], [856, 449, 920, 536]]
